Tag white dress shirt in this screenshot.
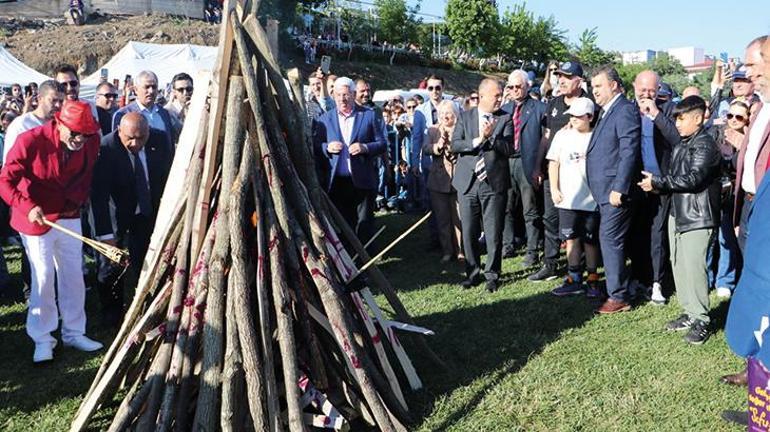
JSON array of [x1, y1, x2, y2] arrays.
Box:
[[741, 102, 770, 194]]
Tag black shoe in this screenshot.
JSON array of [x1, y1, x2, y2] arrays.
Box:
[[528, 264, 557, 282], [720, 410, 748, 426], [665, 314, 694, 332], [461, 275, 482, 289], [522, 253, 538, 268], [502, 248, 516, 259], [485, 279, 498, 293], [683, 319, 710, 345]]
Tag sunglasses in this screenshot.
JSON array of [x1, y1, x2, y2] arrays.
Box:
[[506, 84, 524, 90], [59, 80, 79, 88], [175, 86, 193, 93], [727, 113, 747, 122], [70, 131, 96, 139], [469, 96, 479, 100], [427, 85, 442, 91], [98, 93, 118, 99], [406, 105, 416, 109]]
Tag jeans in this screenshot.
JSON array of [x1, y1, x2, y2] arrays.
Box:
[[707, 198, 741, 291]]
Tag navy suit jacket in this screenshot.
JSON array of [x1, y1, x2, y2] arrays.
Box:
[[112, 102, 179, 151], [91, 129, 172, 239], [586, 95, 641, 205], [502, 98, 547, 185], [313, 105, 386, 191]]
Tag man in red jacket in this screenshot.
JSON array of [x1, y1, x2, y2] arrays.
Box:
[[0, 100, 102, 363]]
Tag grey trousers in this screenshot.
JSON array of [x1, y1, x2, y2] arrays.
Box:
[[668, 216, 714, 323], [502, 157, 542, 255]]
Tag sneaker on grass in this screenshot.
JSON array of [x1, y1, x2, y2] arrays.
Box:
[[585, 273, 603, 299], [551, 276, 585, 297], [683, 320, 710, 345], [665, 314, 694, 332]]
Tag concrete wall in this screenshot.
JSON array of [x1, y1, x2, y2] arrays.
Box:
[[0, 0, 204, 19]]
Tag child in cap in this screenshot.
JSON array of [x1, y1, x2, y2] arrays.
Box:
[[546, 97, 602, 298]]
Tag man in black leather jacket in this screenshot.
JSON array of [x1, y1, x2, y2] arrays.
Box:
[[639, 96, 721, 345]]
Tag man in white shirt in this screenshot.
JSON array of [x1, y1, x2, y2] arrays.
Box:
[[734, 35, 770, 252], [112, 70, 178, 150], [54, 63, 99, 121], [2, 81, 64, 162]]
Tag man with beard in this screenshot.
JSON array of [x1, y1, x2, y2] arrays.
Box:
[[306, 72, 334, 122], [3, 81, 64, 162], [112, 70, 178, 150], [54, 64, 98, 121], [164, 72, 194, 128], [94, 82, 118, 136]]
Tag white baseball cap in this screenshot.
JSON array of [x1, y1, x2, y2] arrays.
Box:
[[564, 97, 595, 117]]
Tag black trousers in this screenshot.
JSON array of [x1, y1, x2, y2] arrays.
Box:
[[97, 214, 152, 323], [458, 179, 507, 281], [542, 180, 560, 266], [502, 158, 542, 256], [629, 193, 670, 286], [330, 176, 376, 245]]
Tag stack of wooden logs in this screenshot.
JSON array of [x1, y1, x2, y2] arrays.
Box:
[[69, 2, 444, 431]]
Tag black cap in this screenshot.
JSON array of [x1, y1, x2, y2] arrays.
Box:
[[657, 82, 673, 97], [554, 61, 584, 78]]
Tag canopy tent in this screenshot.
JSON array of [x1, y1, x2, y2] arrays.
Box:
[[0, 46, 51, 88], [80, 41, 218, 100]]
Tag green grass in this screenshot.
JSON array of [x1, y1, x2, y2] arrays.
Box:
[[0, 213, 747, 431]]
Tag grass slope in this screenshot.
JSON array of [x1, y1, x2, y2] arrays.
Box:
[[0, 212, 746, 431]]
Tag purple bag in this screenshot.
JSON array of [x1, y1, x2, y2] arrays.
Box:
[[749, 357, 770, 431]]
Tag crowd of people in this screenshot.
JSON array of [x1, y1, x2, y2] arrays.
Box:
[[305, 35, 770, 425], [0, 65, 195, 363]]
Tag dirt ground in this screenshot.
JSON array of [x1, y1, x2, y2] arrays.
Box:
[[0, 14, 501, 95], [0, 14, 220, 76]]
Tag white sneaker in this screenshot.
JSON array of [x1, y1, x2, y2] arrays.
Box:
[[33, 340, 57, 363], [650, 282, 666, 305], [716, 287, 732, 299], [63, 335, 103, 352]]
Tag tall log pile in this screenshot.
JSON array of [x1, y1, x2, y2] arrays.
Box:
[[69, 2, 443, 431]]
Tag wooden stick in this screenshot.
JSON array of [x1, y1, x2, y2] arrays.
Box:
[[42, 219, 128, 265], [351, 225, 386, 262], [221, 273, 245, 432], [351, 212, 431, 280], [193, 75, 246, 432]]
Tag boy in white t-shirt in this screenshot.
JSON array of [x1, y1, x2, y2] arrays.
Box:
[[545, 97, 602, 298]]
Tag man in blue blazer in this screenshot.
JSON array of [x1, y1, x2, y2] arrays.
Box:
[[112, 71, 179, 151], [451, 78, 514, 293], [587, 66, 642, 314], [314, 77, 386, 243], [501, 69, 547, 266]]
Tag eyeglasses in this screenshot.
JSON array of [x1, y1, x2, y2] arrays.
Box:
[[427, 85, 442, 91], [59, 80, 79, 88], [506, 84, 524, 90], [97, 93, 118, 99], [174, 86, 193, 93], [727, 113, 748, 122], [69, 131, 96, 139], [469, 96, 479, 100]]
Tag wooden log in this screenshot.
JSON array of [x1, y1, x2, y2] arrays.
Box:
[[229, 133, 268, 432], [260, 179, 305, 432], [221, 274, 245, 432], [253, 160, 283, 432], [193, 75, 246, 432], [106, 375, 154, 432]]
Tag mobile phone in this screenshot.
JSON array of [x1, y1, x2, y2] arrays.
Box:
[[24, 85, 31, 97], [100, 68, 108, 82], [320, 55, 331, 75], [112, 78, 120, 87]]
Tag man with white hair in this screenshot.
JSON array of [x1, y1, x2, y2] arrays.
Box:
[[501, 69, 547, 267], [112, 70, 178, 149], [313, 77, 386, 243]]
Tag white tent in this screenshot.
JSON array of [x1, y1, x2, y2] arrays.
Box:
[[0, 46, 51, 88], [80, 41, 218, 99]]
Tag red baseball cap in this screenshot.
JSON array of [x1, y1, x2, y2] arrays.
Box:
[[55, 100, 100, 135]]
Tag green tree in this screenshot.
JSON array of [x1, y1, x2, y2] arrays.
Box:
[[374, 0, 422, 46], [499, 4, 568, 67], [572, 27, 615, 68], [650, 53, 686, 77], [444, 0, 500, 56]]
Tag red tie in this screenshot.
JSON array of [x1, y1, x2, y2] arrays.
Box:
[[513, 104, 523, 152]]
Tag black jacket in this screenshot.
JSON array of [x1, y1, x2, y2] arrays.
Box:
[[501, 98, 547, 185], [91, 129, 173, 239], [450, 107, 514, 194], [651, 127, 721, 233]]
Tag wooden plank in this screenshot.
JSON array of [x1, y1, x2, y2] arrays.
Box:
[[189, 0, 237, 260]]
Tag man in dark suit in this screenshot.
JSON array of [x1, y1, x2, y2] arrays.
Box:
[[91, 112, 172, 327], [501, 69, 547, 266], [631, 70, 680, 305], [451, 78, 514, 293], [314, 77, 386, 243], [587, 66, 641, 314], [112, 70, 179, 150]]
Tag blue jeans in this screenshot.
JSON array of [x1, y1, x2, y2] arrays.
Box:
[[708, 200, 741, 291]]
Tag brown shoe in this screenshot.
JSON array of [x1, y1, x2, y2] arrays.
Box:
[[595, 298, 632, 314], [720, 369, 747, 387]]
